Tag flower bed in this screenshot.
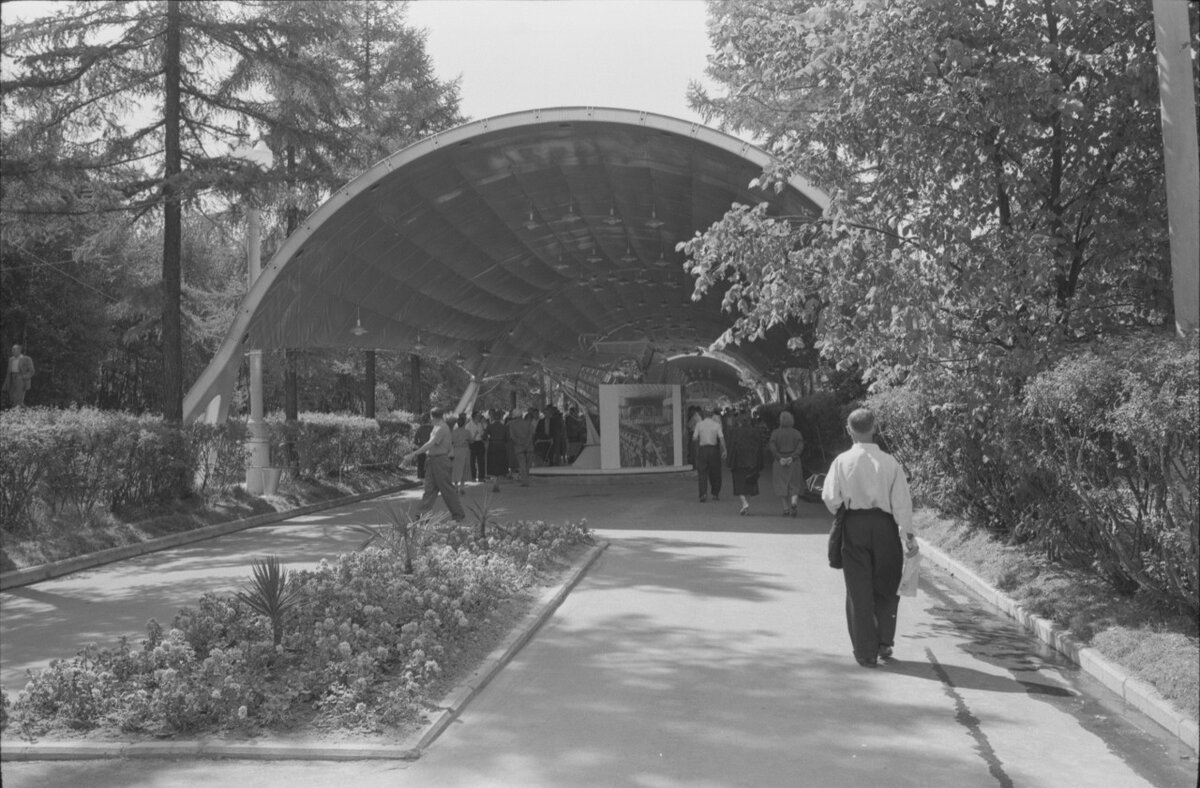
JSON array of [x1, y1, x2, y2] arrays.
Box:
[[0, 513, 591, 739]]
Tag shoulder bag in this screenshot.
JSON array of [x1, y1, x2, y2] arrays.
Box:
[[828, 504, 846, 569]]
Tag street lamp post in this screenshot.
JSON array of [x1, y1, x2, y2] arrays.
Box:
[[230, 141, 277, 495]]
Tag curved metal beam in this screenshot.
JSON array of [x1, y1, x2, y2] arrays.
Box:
[[184, 107, 830, 423]]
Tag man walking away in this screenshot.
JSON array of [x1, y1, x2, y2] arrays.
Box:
[[693, 407, 725, 502], [404, 407, 466, 521], [821, 408, 918, 667], [507, 408, 537, 486]]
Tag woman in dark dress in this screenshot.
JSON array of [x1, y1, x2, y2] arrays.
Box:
[[727, 412, 764, 516], [484, 409, 509, 483]]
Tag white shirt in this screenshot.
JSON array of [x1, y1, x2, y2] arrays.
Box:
[[821, 443, 913, 535], [693, 416, 724, 447]]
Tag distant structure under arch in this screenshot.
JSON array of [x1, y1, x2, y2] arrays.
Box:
[[184, 107, 829, 423]]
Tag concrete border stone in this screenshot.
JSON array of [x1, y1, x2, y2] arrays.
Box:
[[920, 540, 1199, 756]]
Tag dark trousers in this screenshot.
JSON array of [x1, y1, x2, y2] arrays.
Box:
[[696, 445, 722, 499], [841, 508, 903, 660], [419, 455, 465, 520], [469, 441, 486, 480]]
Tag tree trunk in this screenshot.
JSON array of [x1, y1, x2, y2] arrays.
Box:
[[161, 0, 183, 423], [364, 349, 376, 418]]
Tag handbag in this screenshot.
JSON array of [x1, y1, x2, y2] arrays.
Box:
[[828, 504, 846, 569]]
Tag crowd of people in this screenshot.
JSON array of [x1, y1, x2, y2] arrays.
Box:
[[685, 404, 816, 518], [411, 404, 589, 491]]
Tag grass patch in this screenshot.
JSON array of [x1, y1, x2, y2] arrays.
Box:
[[916, 509, 1199, 722]]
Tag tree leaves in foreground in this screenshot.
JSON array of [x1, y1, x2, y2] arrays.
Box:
[[684, 0, 1172, 390]]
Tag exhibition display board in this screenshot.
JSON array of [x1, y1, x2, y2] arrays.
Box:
[[597, 384, 684, 471]]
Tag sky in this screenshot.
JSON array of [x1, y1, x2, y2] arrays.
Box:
[[2, 0, 720, 127], [405, 0, 717, 125]]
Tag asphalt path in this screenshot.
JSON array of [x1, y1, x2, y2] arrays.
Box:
[[2, 472, 1196, 787]]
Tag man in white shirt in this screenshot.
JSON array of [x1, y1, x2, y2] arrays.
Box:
[[822, 408, 918, 667], [404, 407, 466, 521], [692, 408, 725, 502]]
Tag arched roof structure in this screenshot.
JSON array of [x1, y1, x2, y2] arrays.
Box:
[[184, 107, 829, 423]]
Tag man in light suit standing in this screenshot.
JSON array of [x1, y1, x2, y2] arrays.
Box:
[[4, 344, 35, 407]]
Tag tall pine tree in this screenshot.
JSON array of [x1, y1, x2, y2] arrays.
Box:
[[2, 1, 343, 420]]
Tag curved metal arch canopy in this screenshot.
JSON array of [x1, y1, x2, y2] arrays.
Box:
[[184, 107, 829, 423]]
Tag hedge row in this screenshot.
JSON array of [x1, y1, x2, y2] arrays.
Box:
[[0, 409, 414, 533], [868, 332, 1199, 617]]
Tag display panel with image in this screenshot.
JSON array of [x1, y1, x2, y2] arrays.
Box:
[[618, 390, 675, 467]]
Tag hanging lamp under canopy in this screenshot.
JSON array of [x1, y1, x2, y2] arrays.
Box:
[[184, 107, 829, 424]]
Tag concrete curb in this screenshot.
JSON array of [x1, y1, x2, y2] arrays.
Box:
[[0, 483, 416, 591], [0, 540, 609, 762], [920, 540, 1199, 755]]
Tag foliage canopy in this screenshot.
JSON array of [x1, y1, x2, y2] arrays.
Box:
[[684, 0, 1172, 387]]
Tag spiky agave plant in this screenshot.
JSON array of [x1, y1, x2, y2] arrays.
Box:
[[464, 492, 508, 540], [353, 503, 444, 573], [235, 555, 303, 647]]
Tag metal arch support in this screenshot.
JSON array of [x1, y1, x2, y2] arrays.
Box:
[[183, 107, 832, 424]]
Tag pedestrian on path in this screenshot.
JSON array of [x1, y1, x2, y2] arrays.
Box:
[[484, 409, 509, 486], [821, 408, 918, 667], [507, 408, 537, 486], [468, 410, 487, 481], [450, 412, 471, 493], [726, 411, 763, 515], [768, 411, 805, 516], [412, 414, 433, 480], [693, 407, 725, 502], [404, 406, 466, 521]]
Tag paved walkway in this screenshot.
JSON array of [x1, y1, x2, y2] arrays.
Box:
[[2, 473, 1196, 787]]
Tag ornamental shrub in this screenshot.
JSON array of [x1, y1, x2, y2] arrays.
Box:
[[188, 420, 249, 498], [867, 376, 1045, 536], [2, 516, 591, 737], [266, 412, 411, 478], [0, 410, 412, 536], [1022, 332, 1198, 616], [869, 331, 1198, 617], [0, 408, 56, 532]]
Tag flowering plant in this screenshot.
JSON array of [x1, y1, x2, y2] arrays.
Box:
[[2, 515, 590, 737]]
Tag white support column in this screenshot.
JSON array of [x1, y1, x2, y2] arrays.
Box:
[[453, 375, 481, 417], [1153, 0, 1200, 336], [245, 207, 272, 494]]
